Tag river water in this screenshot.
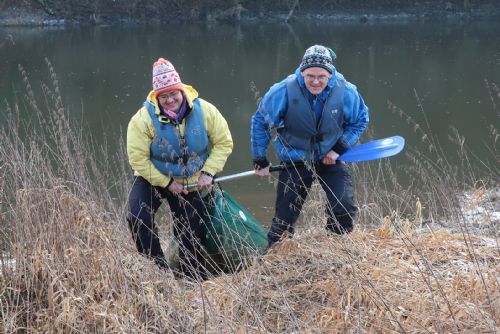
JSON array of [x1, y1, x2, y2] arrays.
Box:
[[1, 21, 499, 222]]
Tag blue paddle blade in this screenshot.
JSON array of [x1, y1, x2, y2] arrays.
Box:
[[339, 136, 405, 162]]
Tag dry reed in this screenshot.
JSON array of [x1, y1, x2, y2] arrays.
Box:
[[0, 62, 498, 333]]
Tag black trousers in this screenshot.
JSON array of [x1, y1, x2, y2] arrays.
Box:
[[127, 176, 208, 278], [268, 162, 358, 246]]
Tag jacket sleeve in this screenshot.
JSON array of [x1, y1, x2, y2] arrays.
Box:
[[341, 82, 369, 146], [126, 108, 171, 188], [250, 83, 287, 161], [200, 99, 233, 176]]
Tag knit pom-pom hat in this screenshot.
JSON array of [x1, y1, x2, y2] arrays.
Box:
[[152, 58, 184, 95], [299, 45, 337, 73]]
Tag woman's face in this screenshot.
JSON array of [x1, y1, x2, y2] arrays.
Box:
[[157, 90, 183, 112]]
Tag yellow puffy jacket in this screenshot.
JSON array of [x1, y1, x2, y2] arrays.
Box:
[[127, 84, 233, 188]]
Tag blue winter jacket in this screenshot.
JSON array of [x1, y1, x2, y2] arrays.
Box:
[[251, 67, 369, 163]]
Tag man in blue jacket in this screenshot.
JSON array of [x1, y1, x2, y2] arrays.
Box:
[[251, 45, 369, 248]]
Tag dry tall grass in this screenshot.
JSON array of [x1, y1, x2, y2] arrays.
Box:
[[0, 62, 498, 333]]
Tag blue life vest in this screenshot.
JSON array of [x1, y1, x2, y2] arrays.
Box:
[[276, 76, 345, 161], [146, 99, 209, 178]]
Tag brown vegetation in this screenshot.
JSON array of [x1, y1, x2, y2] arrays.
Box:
[[0, 59, 499, 332], [1, 188, 498, 332]]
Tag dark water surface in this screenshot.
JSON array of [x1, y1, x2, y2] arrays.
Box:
[[1, 21, 499, 222]]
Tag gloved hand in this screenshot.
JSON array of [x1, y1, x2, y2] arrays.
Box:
[[253, 158, 271, 176], [197, 171, 214, 190]]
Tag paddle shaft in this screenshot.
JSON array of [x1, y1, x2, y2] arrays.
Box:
[[183, 135, 404, 189], [213, 165, 285, 183], [183, 165, 285, 189]]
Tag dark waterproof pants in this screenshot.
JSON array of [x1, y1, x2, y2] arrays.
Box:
[[268, 162, 358, 246], [127, 176, 208, 278]]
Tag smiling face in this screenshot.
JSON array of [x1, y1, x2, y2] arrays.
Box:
[[157, 90, 183, 112], [301, 67, 332, 95]]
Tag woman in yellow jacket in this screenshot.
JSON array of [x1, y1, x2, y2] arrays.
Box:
[[127, 58, 233, 279]]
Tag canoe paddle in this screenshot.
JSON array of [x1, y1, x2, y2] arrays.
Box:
[[186, 135, 405, 187]]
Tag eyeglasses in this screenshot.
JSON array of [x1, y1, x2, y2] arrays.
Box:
[[304, 74, 329, 82], [158, 90, 181, 100]]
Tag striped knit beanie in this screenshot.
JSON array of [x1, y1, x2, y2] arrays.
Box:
[[152, 58, 184, 95], [299, 45, 337, 73]]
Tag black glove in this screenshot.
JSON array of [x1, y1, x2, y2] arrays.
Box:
[[332, 139, 349, 155], [253, 158, 270, 170]]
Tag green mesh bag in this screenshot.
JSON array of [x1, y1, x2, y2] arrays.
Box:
[[202, 189, 268, 273]]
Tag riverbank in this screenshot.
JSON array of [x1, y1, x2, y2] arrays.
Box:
[[1, 1, 500, 27], [2, 189, 498, 332]]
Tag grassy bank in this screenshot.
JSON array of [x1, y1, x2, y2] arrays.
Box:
[[0, 62, 498, 332]]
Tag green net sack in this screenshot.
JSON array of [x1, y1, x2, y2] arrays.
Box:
[[202, 189, 268, 273]]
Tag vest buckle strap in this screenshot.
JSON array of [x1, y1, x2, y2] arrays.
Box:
[[311, 134, 324, 143]]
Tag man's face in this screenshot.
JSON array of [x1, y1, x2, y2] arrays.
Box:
[[301, 67, 331, 95], [157, 90, 183, 112]]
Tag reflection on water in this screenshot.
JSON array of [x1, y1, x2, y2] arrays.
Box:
[[1, 21, 499, 222]]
